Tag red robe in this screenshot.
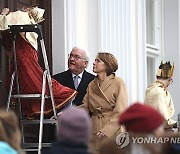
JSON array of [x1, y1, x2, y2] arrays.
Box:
[[6, 33, 77, 119]]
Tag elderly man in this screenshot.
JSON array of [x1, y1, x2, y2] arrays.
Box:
[[53, 47, 95, 106]]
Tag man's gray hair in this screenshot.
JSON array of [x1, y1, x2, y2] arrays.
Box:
[[72, 47, 89, 61]]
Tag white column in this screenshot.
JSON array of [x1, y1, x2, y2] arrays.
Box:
[[135, 0, 147, 101], [64, 0, 77, 52], [52, 0, 89, 74], [99, 0, 132, 103], [52, 0, 66, 74], [99, 0, 146, 103]]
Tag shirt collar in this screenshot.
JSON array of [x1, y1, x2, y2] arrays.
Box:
[[72, 71, 84, 79]]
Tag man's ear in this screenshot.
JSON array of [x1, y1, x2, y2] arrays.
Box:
[[84, 60, 88, 68]]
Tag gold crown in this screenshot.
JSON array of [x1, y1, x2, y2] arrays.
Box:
[[157, 61, 175, 78]]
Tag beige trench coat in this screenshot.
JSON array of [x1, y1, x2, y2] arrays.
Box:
[[80, 73, 128, 153], [144, 82, 176, 128]]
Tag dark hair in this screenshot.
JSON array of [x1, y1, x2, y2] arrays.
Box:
[[97, 52, 118, 76]]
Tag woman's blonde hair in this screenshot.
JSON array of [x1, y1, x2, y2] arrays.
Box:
[[0, 109, 22, 151], [97, 52, 118, 76]]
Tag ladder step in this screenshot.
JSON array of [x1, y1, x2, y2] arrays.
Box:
[[11, 94, 50, 99], [23, 132, 37, 138], [23, 143, 52, 148], [22, 149, 38, 152], [21, 119, 57, 124]]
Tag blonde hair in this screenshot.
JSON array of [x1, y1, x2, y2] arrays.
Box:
[[0, 109, 22, 151]]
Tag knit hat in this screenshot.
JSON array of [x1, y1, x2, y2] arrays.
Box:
[[119, 102, 164, 133], [57, 106, 92, 144]]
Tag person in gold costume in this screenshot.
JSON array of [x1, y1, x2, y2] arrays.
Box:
[[144, 61, 177, 130]]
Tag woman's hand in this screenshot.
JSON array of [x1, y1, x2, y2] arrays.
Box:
[[1, 8, 9, 15], [97, 131, 107, 138]]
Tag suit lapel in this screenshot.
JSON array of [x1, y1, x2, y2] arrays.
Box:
[[66, 70, 75, 89]]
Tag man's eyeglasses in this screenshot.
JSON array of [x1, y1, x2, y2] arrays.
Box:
[[68, 54, 85, 61]]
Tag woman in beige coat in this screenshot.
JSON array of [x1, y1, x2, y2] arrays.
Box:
[[79, 52, 128, 154]]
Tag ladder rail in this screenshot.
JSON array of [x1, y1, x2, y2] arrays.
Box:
[[6, 24, 57, 153], [38, 70, 47, 154], [12, 34, 23, 119], [39, 39, 57, 120], [7, 72, 16, 111]]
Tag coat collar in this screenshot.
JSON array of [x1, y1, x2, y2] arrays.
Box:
[[92, 74, 115, 102]]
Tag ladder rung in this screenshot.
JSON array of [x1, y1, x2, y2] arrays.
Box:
[[11, 94, 50, 99], [22, 143, 52, 148], [21, 119, 57, 124], [22, 149, 38, 152]]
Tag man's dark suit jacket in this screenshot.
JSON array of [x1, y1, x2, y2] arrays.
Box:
[[53, 69, 95, 106]]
